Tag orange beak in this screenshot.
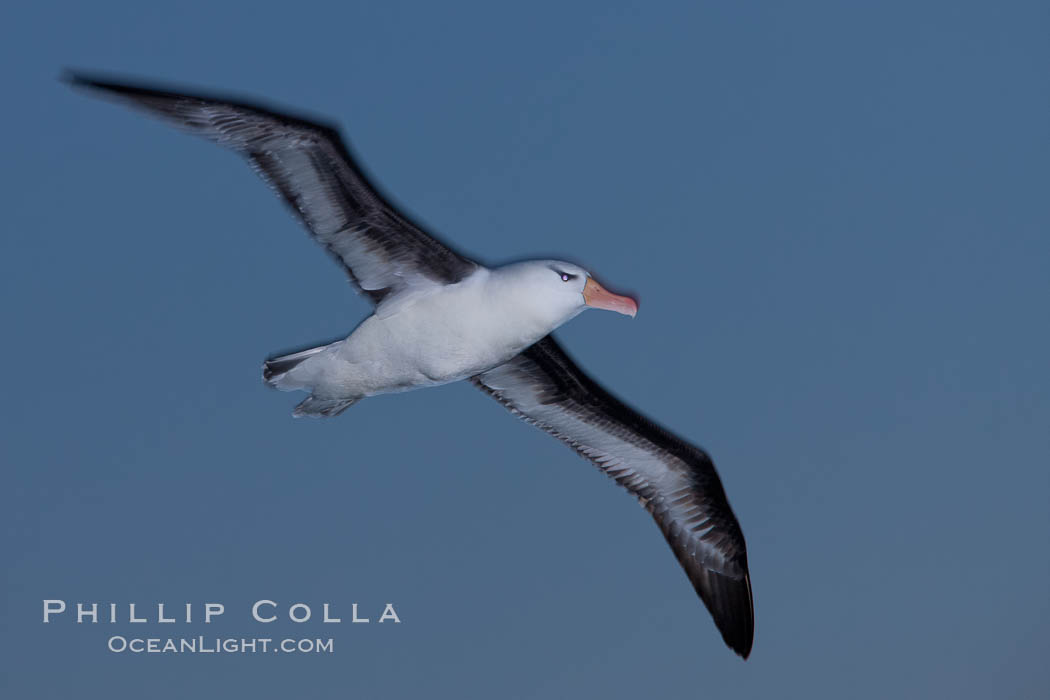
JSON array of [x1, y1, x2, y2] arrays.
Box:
[[582, 277, 638, 318]]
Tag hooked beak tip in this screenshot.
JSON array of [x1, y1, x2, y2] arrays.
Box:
[[583, 277, 639, 318]]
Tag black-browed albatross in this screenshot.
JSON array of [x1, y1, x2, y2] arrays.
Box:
[[69, 73, 755, 658]]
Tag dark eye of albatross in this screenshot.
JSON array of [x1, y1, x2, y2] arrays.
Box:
[[553, 269, 578, 282]]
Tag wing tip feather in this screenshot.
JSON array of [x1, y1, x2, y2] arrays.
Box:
[[699, 567, 754, 659], [62, 69, 148, 97]]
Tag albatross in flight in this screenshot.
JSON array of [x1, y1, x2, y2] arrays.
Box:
[[69, 73, 755, 658]]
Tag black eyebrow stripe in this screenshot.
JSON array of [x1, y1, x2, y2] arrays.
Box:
[[548, 265, 578, 279]]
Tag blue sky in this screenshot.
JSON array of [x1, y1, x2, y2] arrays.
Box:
[[1, 1, 1048, 698]]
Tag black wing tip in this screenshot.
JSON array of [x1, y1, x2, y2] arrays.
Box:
[[684, 560, 754, 659], [712, 571, 754, 659], [61, 69, 143, 96], [61, 69, 205, 112], [727, 621, 754, 660], [61, 69, 343, 136]]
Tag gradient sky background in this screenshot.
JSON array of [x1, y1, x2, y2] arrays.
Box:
[[2, 1, 1047, 698]]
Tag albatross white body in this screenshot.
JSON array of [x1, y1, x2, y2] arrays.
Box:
[[71, 73, 756, 659], [269, 262, 591, 406]]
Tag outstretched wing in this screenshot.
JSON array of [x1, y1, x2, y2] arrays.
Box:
[[68, 73, 478, 306], [473, 336, 754, 658]]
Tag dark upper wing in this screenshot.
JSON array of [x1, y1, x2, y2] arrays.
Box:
[[473, 336, 754, 658], [67, 73, 477, 305]]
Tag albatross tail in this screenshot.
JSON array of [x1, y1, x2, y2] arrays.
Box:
[[262, 344, 330, 387], [262, 341, 357, 418]]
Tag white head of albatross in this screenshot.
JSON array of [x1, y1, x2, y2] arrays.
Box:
[[494, 259, 638, 332]]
